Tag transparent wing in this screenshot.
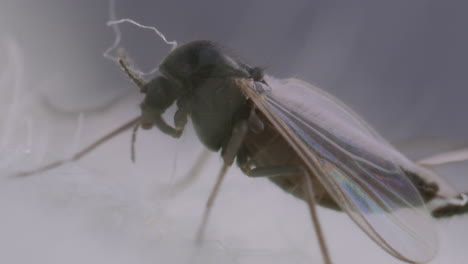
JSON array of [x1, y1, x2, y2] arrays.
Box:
[[239, 76, 437, 263]]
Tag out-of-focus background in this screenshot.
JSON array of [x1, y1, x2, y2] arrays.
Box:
[[1, 0, 467, 263]]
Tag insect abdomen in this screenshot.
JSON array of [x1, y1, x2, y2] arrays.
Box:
[[240, 112, 340, 210]]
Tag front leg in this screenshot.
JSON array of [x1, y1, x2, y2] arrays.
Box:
[[153, 115, 183, 138], [174, 97, 191, 133], [152, 97, 191, 139]]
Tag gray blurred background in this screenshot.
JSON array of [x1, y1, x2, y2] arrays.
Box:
[[2, 0, 468, 140], [1, 0, 468, 264]]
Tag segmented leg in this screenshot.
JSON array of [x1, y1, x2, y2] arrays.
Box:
[[151, 97, 191, 139], [131, 121, 140, 163], [174, 97, 191, 131], [196, 119, 249, 243], [14, 116, 140, 177], [196, 163, 229, 243], [168, 148, 211, 196], [237, 160, 333, 264], [302, 168, 333, 264]]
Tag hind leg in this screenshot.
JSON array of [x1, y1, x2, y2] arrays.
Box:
[[236, 157, 333, 264]]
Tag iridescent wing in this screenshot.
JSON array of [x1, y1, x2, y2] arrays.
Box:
[[239, 76, 437, 263]]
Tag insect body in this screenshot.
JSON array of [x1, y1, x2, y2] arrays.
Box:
[[15, 40, 468, 263], [133, 40, 468, 264]]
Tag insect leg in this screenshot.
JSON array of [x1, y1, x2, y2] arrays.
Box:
[[417, 147, 468, 166], [237, 159, 333, 264], [168, 148, 211, 196], [149, 98, 191, 139], [131, 121, 140, 163], [247, 108, 264, 133], [196, 119, 249, 243], [196, 163, 228, 243], [174, 97, 191, 132], [153, 115, 183, 138], [221, 120, 249, 166], [14, 116, 140, 177], [302, 168, 333, 264]]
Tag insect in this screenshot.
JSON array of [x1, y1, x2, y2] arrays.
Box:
[[14, 40, 468, 263]]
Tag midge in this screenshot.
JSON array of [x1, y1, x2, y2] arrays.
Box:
[[15, 40, 468, 264]]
